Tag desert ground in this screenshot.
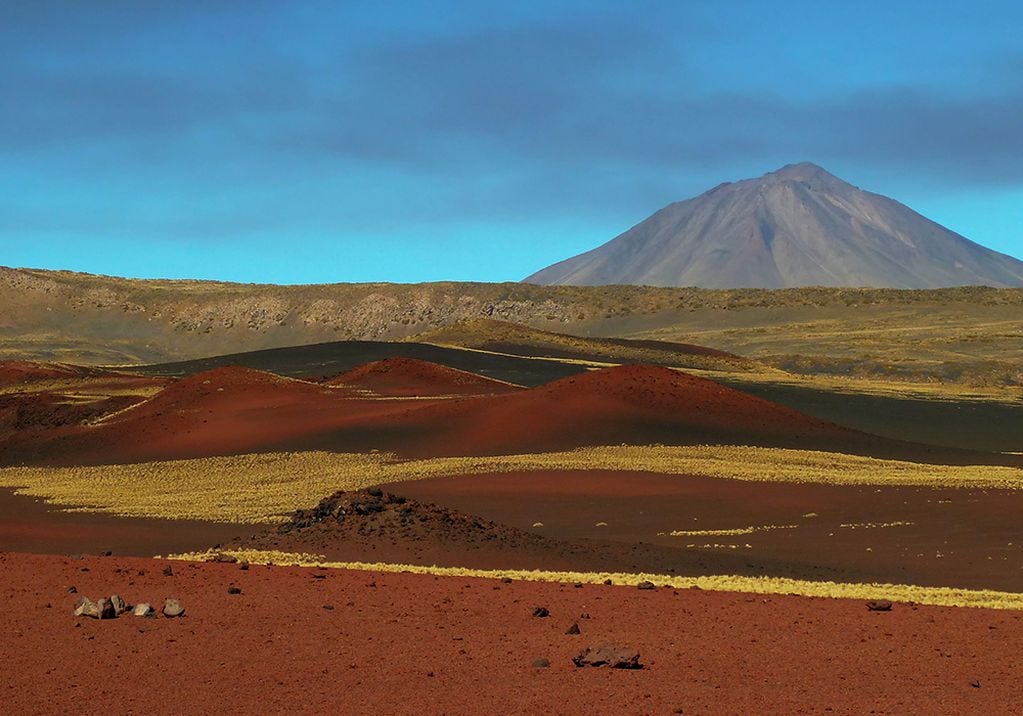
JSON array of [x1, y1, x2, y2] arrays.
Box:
[[2, 306, 1021, 714]]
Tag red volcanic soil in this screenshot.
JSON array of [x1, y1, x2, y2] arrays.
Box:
[[0, 360, 87, 386], [0, 393, 140, 436], [3, 551, 1021, 715], [327, 357, 520, 397], [0, 488, 256, 557], [0, 361, 162, 389], [387, 470, 1023, 592], [235, 488, 785, 579]]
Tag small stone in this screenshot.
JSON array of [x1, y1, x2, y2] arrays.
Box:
[[238, 562, 250, 571], [531, 658, 551, 668], [323, 604, 335, 611], [211, 553, 237, 564], [133, 603, 155, 618], [502, 577, 513, 584], [96, 598, 116, 620], [867, 599, 893, 612], [565, 623, 581, 635], [162, 598, 185, 618], [227, 586, 242, 595], [532, 606, 550, 618], [73, 596, 99, 618], [603, 579, 613, 585], [66, 586, 77, 594], [636, 581, 656, 590], [101, 550, 112, 557], [573, 583, 583, 588], [579, 612, 591, 620], [162, 565, 173, 577], [109, 594, 129, 615], [971, 679, 981, 688]]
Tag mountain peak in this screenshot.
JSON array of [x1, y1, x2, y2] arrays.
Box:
[[524, 165, 1023, 289], [762, 162, 842, 185]]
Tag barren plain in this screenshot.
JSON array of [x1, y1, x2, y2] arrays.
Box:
[[2, 275, 1022, 714]]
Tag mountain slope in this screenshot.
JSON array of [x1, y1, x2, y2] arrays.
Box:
[[525, 163, 1023, 289]]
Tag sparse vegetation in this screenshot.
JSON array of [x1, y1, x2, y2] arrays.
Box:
[[165, 548, 1023, 611], [0, 445, 1018, 523]]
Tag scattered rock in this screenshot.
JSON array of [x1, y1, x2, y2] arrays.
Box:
[[573, 583, 583, 588], [502, 577, 513, 584], [531, 658, 551, 668], [227, 586, 242, 595], [367, 487, 383, 497], [239, 562, 250, 571], [109, 594, 129, 615], [312, 573, 326, 580], [971, 679, 981, 688], [603, 579, 613, 585], [162, 599, 185, 618], [867, 599, 893, 612], [636, 581, 656, 590], [532, 606, 550, 618], [66, 586, 77, 594], [96, 598, 116, 620], [73, 596, 99, 618], [580, 612, 591, 620], [162, 565, 174, 577], [572, 645, 643, 670], [210, 553, 238, 564], [323, 604, 335, 611], [133, 603, 155, 618], [565, 623, 581, 635], [101, 550, 112, 557]]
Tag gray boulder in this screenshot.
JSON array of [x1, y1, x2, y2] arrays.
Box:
[[572, 645, 643, 669], [162, 598, 185, 618]]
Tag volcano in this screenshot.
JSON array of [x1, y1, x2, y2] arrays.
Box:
[[524, 163, 1023, 289]]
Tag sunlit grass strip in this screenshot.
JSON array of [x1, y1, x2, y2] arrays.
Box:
[[0, 445, 1020, 523], [0, 452, 388, 523], [668, 524, 799, 537], [166, 548, 1023, 611]]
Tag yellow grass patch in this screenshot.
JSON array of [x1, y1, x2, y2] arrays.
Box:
[[166, 548, 1023, 611], [0, 445, 1020, 523], [668, 524, 800, 537]]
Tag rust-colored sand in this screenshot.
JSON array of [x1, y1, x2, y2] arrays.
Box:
[[2, 552, 1020, 715]]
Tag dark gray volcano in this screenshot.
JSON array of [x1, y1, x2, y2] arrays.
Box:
[[524, 163, 1023, 289]]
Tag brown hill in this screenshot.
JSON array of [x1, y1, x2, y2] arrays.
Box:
[[525, 163, 1023, 289], [327, 357, 521, 397], [386, 363, 868, 458], [1, 366, 444, 466], [6, 363, 1011, 468], [409, 319, 756, 371]]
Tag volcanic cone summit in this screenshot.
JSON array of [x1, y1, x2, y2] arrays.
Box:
[[525, 163, 1023, 289]]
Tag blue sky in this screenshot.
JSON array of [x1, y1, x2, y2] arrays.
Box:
[[2, 1, 1022, 283]]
